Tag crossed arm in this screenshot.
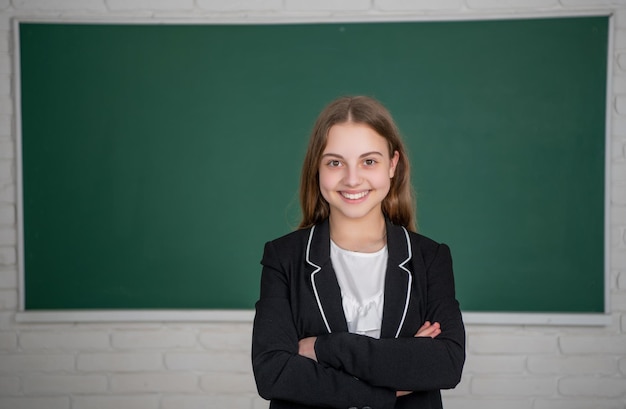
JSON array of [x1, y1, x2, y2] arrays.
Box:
[[298, 321, 442, 397]]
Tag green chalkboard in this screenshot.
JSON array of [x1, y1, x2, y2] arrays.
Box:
[[19, 17, 608, 312]]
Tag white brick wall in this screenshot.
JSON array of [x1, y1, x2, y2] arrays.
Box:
[[0, 1, 624, 409]]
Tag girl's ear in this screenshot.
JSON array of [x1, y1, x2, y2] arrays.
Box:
[[389, 150, 400, 178]]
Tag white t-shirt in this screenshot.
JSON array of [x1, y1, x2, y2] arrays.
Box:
[[330, 240, 388, 339]]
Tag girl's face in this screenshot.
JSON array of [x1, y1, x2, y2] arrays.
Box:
[[319, 122, 399, 224]]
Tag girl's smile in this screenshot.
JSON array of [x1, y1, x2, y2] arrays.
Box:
[[340, 190, 369, 201]]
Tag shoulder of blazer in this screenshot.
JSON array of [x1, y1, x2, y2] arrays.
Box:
[[260, 224, 317, 269], [405, 229, 450, 269], [266, 226, 313, 251], [408, 229, 441, 249]]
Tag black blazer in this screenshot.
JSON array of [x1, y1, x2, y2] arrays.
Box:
[[252, 219, 465, 409]]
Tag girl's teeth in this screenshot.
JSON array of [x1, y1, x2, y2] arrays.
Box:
[[343, 191, 367, 200]]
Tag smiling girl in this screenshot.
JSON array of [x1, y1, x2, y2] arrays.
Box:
[[252, 96, 465, 409]]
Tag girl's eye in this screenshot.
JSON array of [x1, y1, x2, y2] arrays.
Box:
[[364, 159, 377, 166], [327, 160, 342, 167]]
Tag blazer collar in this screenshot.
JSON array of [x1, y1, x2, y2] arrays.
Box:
[[306, 218, 413, 337]]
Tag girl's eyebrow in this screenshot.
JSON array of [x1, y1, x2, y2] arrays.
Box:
[[321, 151, 384, 159]]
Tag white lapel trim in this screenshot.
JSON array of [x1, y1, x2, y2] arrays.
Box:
[[395, 226, 413, 338], [306, 225, 332, 333]]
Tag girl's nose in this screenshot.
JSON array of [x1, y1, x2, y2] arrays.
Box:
[[343, 165, 362, 187]]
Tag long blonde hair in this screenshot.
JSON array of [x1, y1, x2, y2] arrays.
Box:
[[298, 96, 416, 232]]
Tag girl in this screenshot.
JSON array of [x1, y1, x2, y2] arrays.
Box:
[[252, 96, 465, 409]]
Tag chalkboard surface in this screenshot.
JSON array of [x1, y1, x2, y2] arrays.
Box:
[[19, 17, 608, 312]]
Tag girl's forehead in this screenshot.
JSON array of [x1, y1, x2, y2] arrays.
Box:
[[324, 123, 387, 151]]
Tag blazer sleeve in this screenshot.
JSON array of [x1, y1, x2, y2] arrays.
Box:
[[251, 240, 397, 409], [314, 243, 466, 392]]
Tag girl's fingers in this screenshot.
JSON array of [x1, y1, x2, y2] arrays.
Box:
[[414, 321, 441, 338]]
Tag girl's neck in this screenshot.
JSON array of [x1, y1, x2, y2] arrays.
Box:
[[329, 213, 387, 253]]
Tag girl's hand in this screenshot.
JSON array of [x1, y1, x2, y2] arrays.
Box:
[[397, 322, 442, 398], [298, 337, 317, 362], [414, 321, 441, 338]]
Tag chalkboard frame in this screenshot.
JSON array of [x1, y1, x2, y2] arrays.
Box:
[[13, 14, 613, 325]]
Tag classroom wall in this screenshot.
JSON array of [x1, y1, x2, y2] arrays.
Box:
[[0, 1, 624, 409]]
